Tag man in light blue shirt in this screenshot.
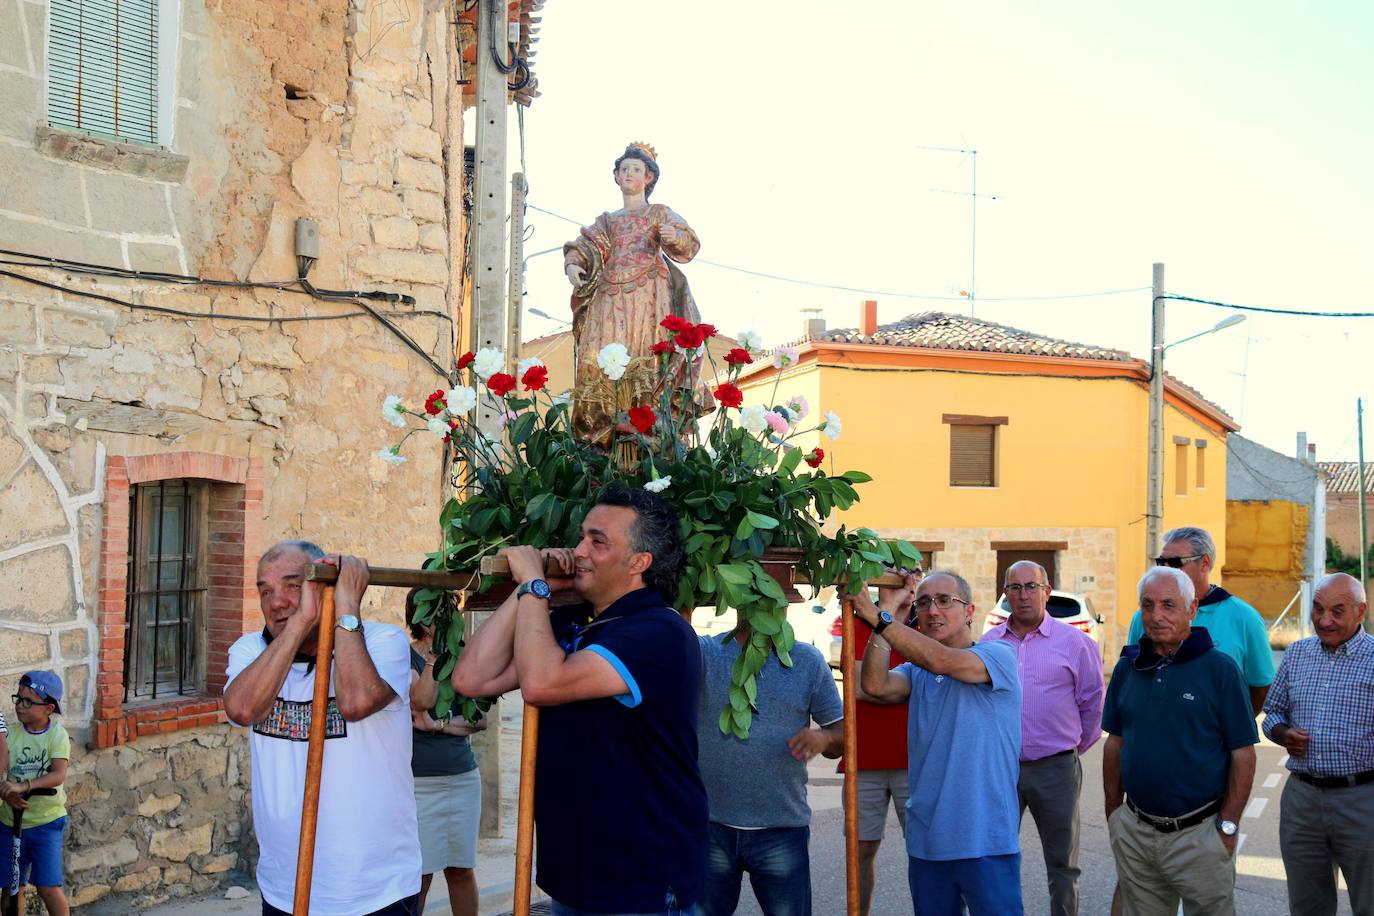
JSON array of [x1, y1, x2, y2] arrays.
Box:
[[855, 570, 1022, 916], [1126, 526, 1274, 714]]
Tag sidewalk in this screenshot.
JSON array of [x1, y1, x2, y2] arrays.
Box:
[[140, 698, 547, 916]]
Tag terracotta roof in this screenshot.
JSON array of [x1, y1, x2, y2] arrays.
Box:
[[1320, 462, 1372, 493], [815, 311, 1133, 362]]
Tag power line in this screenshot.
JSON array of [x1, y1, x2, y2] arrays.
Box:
[[1163, 294, 1374, 319]]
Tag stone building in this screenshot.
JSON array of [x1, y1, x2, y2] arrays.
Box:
[[1319, 460, 1374, 562], [0, 0, 542, 908]]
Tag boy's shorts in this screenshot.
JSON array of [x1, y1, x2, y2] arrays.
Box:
[[0, 816, 66, 887]]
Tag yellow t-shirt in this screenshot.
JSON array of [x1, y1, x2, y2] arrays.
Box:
[[0, 721, 70, 828]]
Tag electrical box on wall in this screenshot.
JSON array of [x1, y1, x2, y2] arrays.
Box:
[[1075, 574, 1097, 592], [294, 218, 320, 259]]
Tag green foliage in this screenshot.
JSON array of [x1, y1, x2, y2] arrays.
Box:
[[1325, 537, 1372, 576]]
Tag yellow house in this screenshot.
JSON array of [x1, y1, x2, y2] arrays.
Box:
[[737, 305, 1238, 656]]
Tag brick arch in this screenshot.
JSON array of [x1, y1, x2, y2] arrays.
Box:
[[91, 452, 263, 748]]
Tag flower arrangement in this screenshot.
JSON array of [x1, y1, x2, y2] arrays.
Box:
[[379, 323, 921, 736]]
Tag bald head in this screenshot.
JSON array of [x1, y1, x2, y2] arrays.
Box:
[[1312, 572, 1367, 648]]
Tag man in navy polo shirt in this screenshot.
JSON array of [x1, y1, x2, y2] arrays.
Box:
[[454, 484, 706, 916], [1103, 566, 1257, 916]]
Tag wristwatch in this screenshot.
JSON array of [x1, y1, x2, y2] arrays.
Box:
[[336, 614, 363, 633], [516, 579, 552, 601], [872, 610, 894, 636], [1217, 818, 1238, 837]]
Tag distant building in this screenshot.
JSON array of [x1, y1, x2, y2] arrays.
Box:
[[1319, 460, 1374, 561]]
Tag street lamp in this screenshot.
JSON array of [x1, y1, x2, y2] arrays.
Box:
[[1146, 262, 1246, 564]]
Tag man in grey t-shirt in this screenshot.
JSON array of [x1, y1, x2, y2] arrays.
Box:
[[697, 626, 844, 915]]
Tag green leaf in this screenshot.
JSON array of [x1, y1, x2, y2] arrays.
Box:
[[750, 611, 781, 636], [729, 686, 748, 712], [525, 492, 557, 522], [777, 447, 802, 476], [717, 563, 753, 586], [743, 675, 757, 706], [735, 517, 755, 540], [841, 470, 873, 484], [718, 705, 733, 735], [745, 510, 780, 530]]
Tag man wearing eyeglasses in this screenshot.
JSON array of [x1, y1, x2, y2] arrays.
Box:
[[1103, 566, 1257, 915], [853, 570, 1022, 916], [980, 561, 1103, 916], [1126, 527, 1274, 715]]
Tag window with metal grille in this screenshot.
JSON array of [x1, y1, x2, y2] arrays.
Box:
[[48, 0, 160, 145], [124, 479, 208, 700], [949, 424, 997, 487]]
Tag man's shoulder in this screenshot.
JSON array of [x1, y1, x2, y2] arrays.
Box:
[[363, 621, 408, 644], [974, 639, 1016, 664], [229, 630, 267, 655], [789, 640, 829, 671]]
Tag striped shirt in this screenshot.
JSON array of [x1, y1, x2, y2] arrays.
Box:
[[981, 614, 1105, 762], [1262, 631, 1374, 777], [0, 711, 6, 734]]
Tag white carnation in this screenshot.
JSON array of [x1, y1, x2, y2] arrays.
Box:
[[381, 395, 407, 428], [376, 447, 406, 467], [445, 385, 478, 416], [598, 343, 631, 381], [739, 404, 769, 433], [472, 348, 505, 380], [643, 476, 672, 493], [427, 417, 450, 438], [737, 329, 764, 351], [821, 410, 843, 441], [517, 356, 545, 378]]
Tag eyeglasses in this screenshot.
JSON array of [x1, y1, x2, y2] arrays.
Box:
[[914, 594, 969, 611], [1004, 583, 1047, 595], [11, 695, 46, 710], [1153, 554, 1204, 569]]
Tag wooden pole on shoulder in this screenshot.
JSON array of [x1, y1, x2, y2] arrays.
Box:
[[840, 596, 860, 916], [513, 703, 540, 915], [293, 587, 336, 916]]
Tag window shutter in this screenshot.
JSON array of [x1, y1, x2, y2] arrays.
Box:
[[49, 0, 160, 145], [950, 424, 995, 487]]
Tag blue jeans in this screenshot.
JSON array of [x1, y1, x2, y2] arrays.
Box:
[[907, 854, 1021, 916], [550, 893, 694, 916], [699, 823, 810, 916]]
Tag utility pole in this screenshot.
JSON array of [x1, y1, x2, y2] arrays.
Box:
[[471, 0, 510, 435], [1146, 263, 1166, 567], [1359, 398, 1369, 603], [506, 172, 527, 364]]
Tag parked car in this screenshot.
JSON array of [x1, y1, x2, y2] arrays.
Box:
[[980, 590, 1104, 641], [691, 588, 841, 663]]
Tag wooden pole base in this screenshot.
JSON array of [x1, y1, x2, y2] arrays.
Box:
[[841, 596, 860, 916], [513, 701, 540, 916], [293, 587, 336, 916]]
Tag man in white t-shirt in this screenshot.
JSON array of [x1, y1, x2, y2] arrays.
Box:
[[224, 540, 420, 916]]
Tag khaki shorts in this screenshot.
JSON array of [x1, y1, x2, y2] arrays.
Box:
[[853, 768, 908, 842]]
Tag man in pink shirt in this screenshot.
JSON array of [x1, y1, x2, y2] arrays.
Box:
[[979, 561, 1104, 916]]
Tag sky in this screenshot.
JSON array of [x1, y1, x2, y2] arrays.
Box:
[[506, 1, 1374, 461]]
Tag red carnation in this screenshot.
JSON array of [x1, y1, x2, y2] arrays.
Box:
[[651, 340, 675, 356], [521, 365, 549, 392], [713, 383, 743, 408], [628, 405, 657, 434], [487, 372, 517, 396], [661, 315, 693, 333], [675, 326, 706, 349], [456, 351, 476, 371], [723, 347, 753, 366], [805, 448, 825, 468], [696, 322, 718, 339], [424, 389, 446, 415]]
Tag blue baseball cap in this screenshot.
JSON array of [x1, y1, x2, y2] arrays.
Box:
[[19, 671, 62, 715]]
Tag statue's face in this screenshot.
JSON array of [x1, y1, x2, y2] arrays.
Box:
[[615, 158, 651, 195]]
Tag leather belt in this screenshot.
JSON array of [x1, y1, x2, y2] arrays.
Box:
[[1024, 748, 1075, 764], [1125, 797, 1222, 833], [1294, 769, 1374, 789]]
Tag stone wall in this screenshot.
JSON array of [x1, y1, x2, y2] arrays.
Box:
[[0, 0, 467, 908]]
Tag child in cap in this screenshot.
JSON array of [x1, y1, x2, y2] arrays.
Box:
[[0, 671, 70, 916]]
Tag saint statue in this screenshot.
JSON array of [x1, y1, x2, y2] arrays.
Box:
[[563, 142, 713, 449]]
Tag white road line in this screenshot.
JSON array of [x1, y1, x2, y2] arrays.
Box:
[[1279, 754, 1289, 767], [1263, 772, 1282, 789], [1244, 797, 1269, 818], [1237, 833, 1248, 855]]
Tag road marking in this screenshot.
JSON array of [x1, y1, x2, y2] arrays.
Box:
[[1279, 754, 1289, 767], [1263, 772, 1282, 789], [1237, 833, 1248, 855], [1244, 797, 1268, 818]]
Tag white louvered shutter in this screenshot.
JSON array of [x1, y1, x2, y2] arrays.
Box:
[[48, 0, 159, 145]]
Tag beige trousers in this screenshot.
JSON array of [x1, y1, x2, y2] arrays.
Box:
[[1107, 804, 1236, 916]]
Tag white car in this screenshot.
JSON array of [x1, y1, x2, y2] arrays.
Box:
[[980, 589, 1104, 641], [692, 589, 841, 662]]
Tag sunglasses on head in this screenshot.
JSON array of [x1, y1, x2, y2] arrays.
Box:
[[1153, 554, 1204, 569]]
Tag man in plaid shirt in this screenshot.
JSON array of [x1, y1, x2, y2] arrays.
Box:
[[1263, 572, 1374, 916]]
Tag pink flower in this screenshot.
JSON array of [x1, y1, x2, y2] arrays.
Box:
[[765, 411, 789, 435]]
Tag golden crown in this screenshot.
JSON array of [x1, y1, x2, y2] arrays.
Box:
[[627, 140, 658, 162]]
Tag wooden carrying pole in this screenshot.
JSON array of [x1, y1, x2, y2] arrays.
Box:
[[513, 704, 539, 913], [292, 587, 336, 916], [839, 596, 861, 916]]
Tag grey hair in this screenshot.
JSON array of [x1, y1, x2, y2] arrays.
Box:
[[1004, 560, 1049, 586], [1138, 566, 1195, 606], [1163, 526, 1216, 564], [259, 540, 326, 567], [923, 569, 973, 605]]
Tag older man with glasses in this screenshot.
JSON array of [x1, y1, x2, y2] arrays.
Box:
[[980, 561, 1103, 916], [1126, 527, 1274, 715], [853, 570, 1022, 916]]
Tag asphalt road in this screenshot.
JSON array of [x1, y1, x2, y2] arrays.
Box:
[[729, 668, 1354, 915]]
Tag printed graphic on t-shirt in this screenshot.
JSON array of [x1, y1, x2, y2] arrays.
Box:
[[253, 697, 347, 741], [9, 743, 51, 781]]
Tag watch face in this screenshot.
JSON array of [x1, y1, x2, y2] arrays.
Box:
[[878, 611, 894, 625], [1219, 820, 1238, 836], [532, 579, 551, 599]]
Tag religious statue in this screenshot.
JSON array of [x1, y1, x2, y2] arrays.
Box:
[[563, 142, 713, 449]]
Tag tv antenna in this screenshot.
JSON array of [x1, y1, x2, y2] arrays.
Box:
[[916, 144, 1001, 318]]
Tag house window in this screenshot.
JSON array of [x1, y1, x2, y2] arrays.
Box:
[[1196, 444, 1207, 489], [1174, 440, 1189, 496], [124, 479, 208, 700], [47, 0, 177, 146], [945, 414, 1007, 487]]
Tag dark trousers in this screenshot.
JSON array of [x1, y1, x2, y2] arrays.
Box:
[[699, 822, 811, 916], [263, 893, 419, 916], [1019, 751, 1083, 916]]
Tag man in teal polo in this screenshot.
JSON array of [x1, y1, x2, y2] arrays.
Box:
[[1126, 526, 1274, 714]]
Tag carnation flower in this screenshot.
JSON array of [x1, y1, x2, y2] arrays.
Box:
[[521, 365, 549, 392], [628, 405, 656, 434], [785, 394, 810, 420], [472, 348, 505, 380], [495, 409, 519, 429], [772, 346, 800, 369], [805, 448, 825, 468], [739, 405, 769, 433], [713, 383, 743, 408], [376, 446, 406, 467], [382, 395, 408, 428], [696, 322, 718, 339], [517, 356, 545, 378], [651, 340, 675, 356], [456, 351, 476, 372], [660, 315, 694, 333], [597, 343, 631, 380], [675, 326, 705, 349], [737, 329, 763, 351], [487, 372, 517, 396], [445, 385, 477, 416], [423, 389, 446, 416], [643, 476, 672, 493], [427, 417, 450, 439], [765, 411, 789, 435], [723, 348, 753, 366], [821, 410, 843, 441]]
